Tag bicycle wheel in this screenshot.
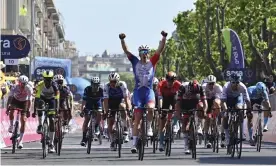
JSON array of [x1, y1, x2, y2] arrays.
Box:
[[12, 121, 19, 154], [152, 117, 157, 153], [257, 119, 262, 152], [139, 118, 146, 161], [116, 121, 122, 158], [57, 117, 63, 156], [236, 114, 243, 159], [229, 120, 235, 158], [87, 121, 93, 154], [190, 121, 197, 159], [42, 121, 48, 159], [168, 123, 173, 156], [215, 119, 219, 153]]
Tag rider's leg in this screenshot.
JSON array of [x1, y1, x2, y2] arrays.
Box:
[[132, 109, 142, 152], [158, 111, 166, 151], [8, 109, 15, 133], [48, 99, 57, 152], [81, 109, 90, 145], [196, 101, 204, 135], [262, 100, 270, 131], [182, 117, 190, 154], [235, 95, 247, 141], [146, 89, 155, 137], [107, 111, 115, 150], [120, 103, 129, 142], [95, 101, 103, 135], [35, 98, 43, 134], [18, 101, 29, 148]]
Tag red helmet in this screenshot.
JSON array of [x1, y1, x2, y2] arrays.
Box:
[[188, 80, 200, 93]]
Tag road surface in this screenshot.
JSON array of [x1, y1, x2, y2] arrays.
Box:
[[1, 131, 276, 165]]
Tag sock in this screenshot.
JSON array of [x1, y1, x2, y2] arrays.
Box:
[[19, 132, 24, 142], [132, 136, 137, 146], [264, 117, 268, 126], [49, 132, 55, 145]]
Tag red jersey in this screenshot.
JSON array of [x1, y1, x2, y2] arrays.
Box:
[[158, 80, 181, 97]]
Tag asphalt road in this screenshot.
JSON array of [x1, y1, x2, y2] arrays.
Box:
[[1, 130, 276, 165]]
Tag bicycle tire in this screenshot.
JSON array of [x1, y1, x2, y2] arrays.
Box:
[[257, 119, 262, 152], [87, 117, 93, 154], [168, 123, 173, 156], [236, 114, 243, 159], [139, 118, 146, 161], [42, 121, 48, 159], [230, 120, 235, 158], [57, 117, 62, 156], [165, 125, 169, 156], [215, 119, 219, 153], [98, 126, 103, 145], [191, 121, 197, 159], [12, 121, 19, 154], [116, 120, 122, 158], [211, 121, 216, 153]]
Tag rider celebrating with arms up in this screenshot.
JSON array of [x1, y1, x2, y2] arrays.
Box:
[[119, 31, 167, 153]]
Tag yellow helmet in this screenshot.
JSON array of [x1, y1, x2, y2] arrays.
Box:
[[42, 70, 54, 78]]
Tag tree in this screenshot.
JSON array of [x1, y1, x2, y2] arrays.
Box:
[[119, 72, 135, 92], [157, 0, 276, 82]]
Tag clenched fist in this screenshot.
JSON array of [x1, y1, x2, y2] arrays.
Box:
[[161, 31, 168, 37], [119, 33, 126, 40]]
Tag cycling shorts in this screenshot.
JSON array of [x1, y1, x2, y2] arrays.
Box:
[[84, 100, 102, 115], [108, 98, 126, 118], [207, 97, 216, 113], [250, 98, 263, 107], [225, 95, 243, 109], [161, 96, 176, 119], [133, 87, 155, 109], [179, 99, 202, 118], [10, 98, 28, 115]]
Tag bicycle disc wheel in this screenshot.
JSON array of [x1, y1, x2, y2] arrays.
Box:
[[116, 121, 122, 158], [236, 115, 243, 159], [257, 119, 262, 152], [191, 121, 197, 159], [11, 121, 18, 154], [42, 122, 48, 159]]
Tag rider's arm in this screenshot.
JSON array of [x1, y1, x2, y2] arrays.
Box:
[[157, 81, 163, 109], [262, 88, 271, 109], [156, 35, 167, 55], [199, 86, 208, 112], [6, 86, 15, 108], [52, 82, 60, 110], [240, 83, 251, 109], [81, 87, 89, 112], [221, 82, 229, 111], [215, 84, 223, 99], [26, 85, 34, 112], [103, 84, 109, 114], [120, 38, 133, 57], [121, 82, 131, 110]]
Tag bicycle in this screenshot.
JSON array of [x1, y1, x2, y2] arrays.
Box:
[[109, 109, 125, 158], [252, 104, 270, 152], [151, 108, 160, 153], [226, 107, 247, 159], [6, 107, 23, 154], [54, 111, 63, 156], [161, 108, 175, 156], [209, 109, 220, 153], [181, 108, 202, 160], [136, 106, 157, 161], [86, 108, 100, 154]]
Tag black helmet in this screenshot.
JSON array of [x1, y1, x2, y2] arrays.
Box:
[[230, 73, 241, 82]]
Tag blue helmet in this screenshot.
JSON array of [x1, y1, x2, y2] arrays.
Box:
[[255, 82, 266, 92], [230, 73, 242, 82]]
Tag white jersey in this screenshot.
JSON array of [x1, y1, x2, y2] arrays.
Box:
[[203, 83, 222, 99], [221, 81, 250, 101], [103, 81, 129, 99], [9, 84, 33, 101]]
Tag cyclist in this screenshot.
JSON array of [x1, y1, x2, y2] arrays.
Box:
[[247, 82, 271, 146], [202, 75, 223, 148], [34, 71, 59, 153], [153, 77, 161, 109], [175, 80, 207, 154], [6, 75, 33, 149], [158, 72, 181, 152], [103, 72, 131, 151], [119, 31, 167, 153], [53, 74, 73, 133], [221, 73, 251, 146], [80, 77, 103, 146]]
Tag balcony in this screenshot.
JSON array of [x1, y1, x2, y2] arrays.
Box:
[[19, 16, 31, 34], [35, 0, 43, 15], [56, 23, 65, 40]]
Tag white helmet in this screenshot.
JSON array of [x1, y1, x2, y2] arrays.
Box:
[[138, 45, 150, 52], [206, 75, 216, 83], [91, 77, 100, 84], [153, 77, 159, 85], [108, 72, 120, 81], [18, 75, 29, 84], [53, 74, 64, 82]]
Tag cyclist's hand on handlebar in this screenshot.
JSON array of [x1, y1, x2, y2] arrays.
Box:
[[161, 31, 168, 37], [119, 33, 126, 40]]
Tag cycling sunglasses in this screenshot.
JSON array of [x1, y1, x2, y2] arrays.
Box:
[[231, 81, 240, 84], [208, 82, 215, 86], [139, 49, 149, 55], [110, 80, 117, 84]]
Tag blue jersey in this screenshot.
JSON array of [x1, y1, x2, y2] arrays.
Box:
[[247, 86, 269, 100], [82, 85, 103, 109], [103, 81, 128, 100]]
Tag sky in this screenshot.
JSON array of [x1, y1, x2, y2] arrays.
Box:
[[54, 0, 195, 56]]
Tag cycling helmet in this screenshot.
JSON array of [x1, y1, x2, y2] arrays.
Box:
[[166, 71, 176, 81], [42, 70, 54, 78], [91, 77, 100, 84], [188, 80, 200, 93], [18, 75, 29, 84], [108, 72, 120, 81], [28, 81, 34, 88], [138, 45, 150, 52], [206, 75, 216, 83], [153, 77, 159, 85], [53, 74, 64, 82], [230, 73, 241, 82], [256, 82, 266, 92]]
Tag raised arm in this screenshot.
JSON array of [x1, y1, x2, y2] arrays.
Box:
[[156, 31, 168, 55], [119, 33, 134, 57]]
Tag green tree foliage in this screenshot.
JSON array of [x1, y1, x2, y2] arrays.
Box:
[[119, 72, 135, 91], [155, 0, 276, 81]]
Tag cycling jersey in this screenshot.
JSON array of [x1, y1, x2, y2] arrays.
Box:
[[203, 83, 223, 99], [59, 85, 71, 100], [177, 84, 206, 100], [103, 81, 128, 99], [9, 84, 33, 101], [35, 81, 59, 99], [127, 53, 160, 89], [248, 86, 269, 100], [158, 80, 181, 98], [83, 85, 103, 110], [221, 82, 250, 102]]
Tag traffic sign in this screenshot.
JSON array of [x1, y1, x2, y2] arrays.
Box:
[[4, 59, 19, 65]]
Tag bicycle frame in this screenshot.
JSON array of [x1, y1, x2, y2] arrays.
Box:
[[87, 109, 97, 154], [9, 107, 23, 154]]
